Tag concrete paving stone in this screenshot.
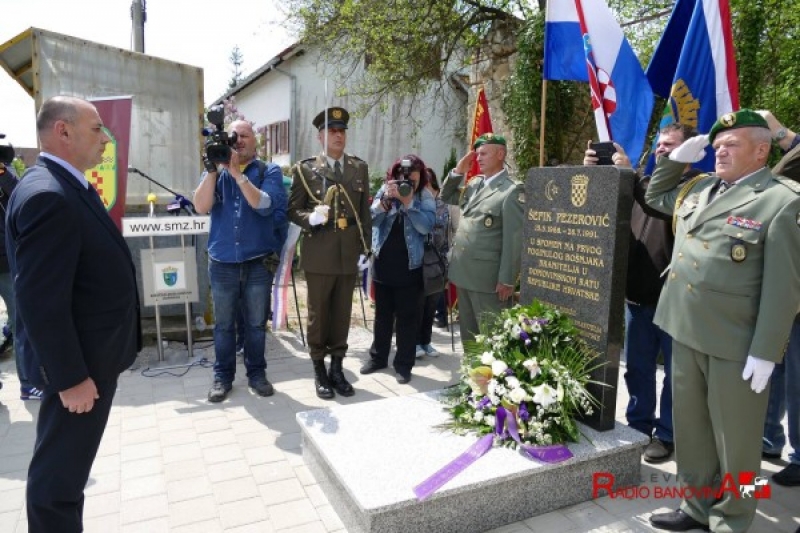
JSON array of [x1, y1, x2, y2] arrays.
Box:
[[85, 470, 121, 496], [266, 499, 318, 530], [293, 464, 315, 486], [523, 508, 591, 532], [170, 519, 225, 533], [206, 459, 252, 483], [166, 474, 214, 503], [0, 472, 26, 493], [197, 429, 239, 450], [212, 476, 261, 505], [0, 487, 25, 514], [218, 496, 270, 530], [195, 415, 233, 434], [251, 460, 295, 484], [121, 426, 161, 446], [0, 452, 32, 475], [257, 478, 307, 506], [119, 493, 170, 525], [161, 441, 204, 464], [242, 443, 287, 466], [159, 427, 199, 448], [83, 511, 122, 533], [224, 521, 276, 533], [202, 443, 246, 465], [120, 474, 167, 501], [166, 495, 219, 528], [303, 484, 329, 508], [120, 440, 162, 463], [274, 520, 328, 533], [119, 516, 171, 533], [121, 414, 159, 432], [83, 491, 122, 522], [315, 504, 345, 531], [90, 453, 122, 476], [485, 523, 536, 533]]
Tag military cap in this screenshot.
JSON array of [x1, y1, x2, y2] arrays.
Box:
[[473, 132, 506, 149], [708, 109, 770, 143], [312, 107, 349, 131]]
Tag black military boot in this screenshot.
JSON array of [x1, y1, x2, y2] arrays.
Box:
[[313, 360, 335, 400], [329, 356, 355, 397]]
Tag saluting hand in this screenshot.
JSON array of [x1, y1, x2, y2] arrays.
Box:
[[59, 377, 100, 414], [454, 151, 475, 174]]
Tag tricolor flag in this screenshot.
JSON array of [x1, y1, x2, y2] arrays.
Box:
[[271, 223, 302, 330], [645, 0, 739, 171], [467, 86, 493, 182], [544, 0, 653, 167]]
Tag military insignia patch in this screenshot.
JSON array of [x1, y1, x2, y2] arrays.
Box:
[[731, 243, 747, 262], [332, 109, 343, 119], [484, 215, 493, 228], [720, 113, 736, 127]]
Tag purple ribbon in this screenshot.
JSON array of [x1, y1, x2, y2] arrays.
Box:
[[413, 434, 494, 501], [413, 406, 573, 501]]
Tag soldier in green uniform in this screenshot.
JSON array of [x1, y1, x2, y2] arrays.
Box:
[[645, 109, 800, 533], [288, 107, 371, 400], [440, 133, 524, 347]]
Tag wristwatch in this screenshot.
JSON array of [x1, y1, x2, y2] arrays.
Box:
[[775, 128, 788, 141], [237, 176, 248, 186]]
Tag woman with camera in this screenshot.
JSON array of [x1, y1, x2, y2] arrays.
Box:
[[359, 155, 436, 384]]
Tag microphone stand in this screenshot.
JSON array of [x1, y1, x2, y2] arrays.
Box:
[[128, 167, 197, 215]]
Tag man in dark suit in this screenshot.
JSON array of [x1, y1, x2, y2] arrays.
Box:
[[6, 96, 141, 533], [289, 107, 371, 399]]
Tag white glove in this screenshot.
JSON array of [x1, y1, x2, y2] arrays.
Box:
[[669, 134, 709, 163], [308, 205, 330, 226], [357, 254, 370, 272], [741, 355, 775, 394]]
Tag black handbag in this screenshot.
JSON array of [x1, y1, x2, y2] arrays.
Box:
[[422, 236, 447, 297]]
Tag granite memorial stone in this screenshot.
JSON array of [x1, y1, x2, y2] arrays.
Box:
[[521, 165, 634, 431]]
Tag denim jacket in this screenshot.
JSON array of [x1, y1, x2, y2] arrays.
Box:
[[371, 185, 436, 269]]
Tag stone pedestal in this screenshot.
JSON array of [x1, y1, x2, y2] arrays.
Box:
[[298, 391, 647, 533]]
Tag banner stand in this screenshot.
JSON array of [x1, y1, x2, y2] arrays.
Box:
[[123, 201, 210, 364]]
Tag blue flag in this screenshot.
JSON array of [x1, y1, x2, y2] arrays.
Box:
[[645, 0, 739, 172]]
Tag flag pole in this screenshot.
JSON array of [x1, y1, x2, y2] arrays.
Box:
[[539, 80, 548, 167]]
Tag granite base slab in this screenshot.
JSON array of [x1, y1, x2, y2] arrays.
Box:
[[297, 391, 648, 533]]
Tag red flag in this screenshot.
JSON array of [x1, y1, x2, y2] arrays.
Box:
[[467, 86, 493, 182]]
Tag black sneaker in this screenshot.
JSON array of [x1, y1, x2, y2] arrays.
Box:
[[208, 381, 232, 403], [772, 463, 800, 486], [249, 378, 274, 397]]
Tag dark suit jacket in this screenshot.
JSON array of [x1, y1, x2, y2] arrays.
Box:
[[6, 156, 141, 392]]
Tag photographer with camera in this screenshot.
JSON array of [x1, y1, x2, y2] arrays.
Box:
[[194, 114, 288, 403], [359, 155, 436, 384], [289, 107, 372, 399]]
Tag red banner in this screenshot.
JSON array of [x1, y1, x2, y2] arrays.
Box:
[[467, 86, 493, 182], [85, 96, 132, 230]]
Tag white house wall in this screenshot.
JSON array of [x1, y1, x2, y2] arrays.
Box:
[[228, 47, 467, 178]]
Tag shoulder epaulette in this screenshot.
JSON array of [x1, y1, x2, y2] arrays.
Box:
[[775, 175, 800, 194], [346, 154, 365, 163]]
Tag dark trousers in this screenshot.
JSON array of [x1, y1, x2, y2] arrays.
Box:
[[27, 378, 118, 533], [417, 291, 439, 345], [370, 281, 423, 374], [305, 272, 357, 360]]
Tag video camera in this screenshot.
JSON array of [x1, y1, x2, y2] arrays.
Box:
[[201, 106, 238, 165], [395, 158, 414, 197], [0, 133, 15, 165]]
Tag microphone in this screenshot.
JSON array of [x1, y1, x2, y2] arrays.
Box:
[[127, 167, 140, 174]]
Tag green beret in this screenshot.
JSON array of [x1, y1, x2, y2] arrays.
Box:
[[473, 133, 506, 149], [708, 109, 769, 143], [312, 107, 349, 130]]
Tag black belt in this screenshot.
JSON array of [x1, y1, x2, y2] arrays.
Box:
[[312, 216, 357, 232]]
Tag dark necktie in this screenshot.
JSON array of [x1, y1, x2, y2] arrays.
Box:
[[710, 179, 732, 204], [334, 160, 343, 181]]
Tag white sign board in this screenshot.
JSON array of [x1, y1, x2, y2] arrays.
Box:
[[141, 247, 199, 306], [122, 216, 210, 237]]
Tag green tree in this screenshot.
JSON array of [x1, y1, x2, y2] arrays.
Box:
[[228, 45, 245, 90]]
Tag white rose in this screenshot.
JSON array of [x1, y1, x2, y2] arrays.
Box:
[[505, 376, 520, 389], [509, 387, 527, 404], [491, 360, 508, 376], [481, 351, 496, 365]]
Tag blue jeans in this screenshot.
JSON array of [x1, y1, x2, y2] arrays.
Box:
[[623, 302, 673, 442], [763, 315, 800, 464], [0, 272, 28, 388], [209, 259, 272, 384]]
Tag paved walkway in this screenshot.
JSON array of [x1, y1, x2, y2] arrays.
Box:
[[0, 324, 797, 532]]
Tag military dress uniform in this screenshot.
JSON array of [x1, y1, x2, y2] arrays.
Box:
[[288, 108, 371, 399], [440, 159, 524, 345], [645, 114, 800, 532]]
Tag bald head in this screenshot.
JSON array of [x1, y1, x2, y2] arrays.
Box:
[[37, 96, 109, 172], [228, 120, 257, 163]]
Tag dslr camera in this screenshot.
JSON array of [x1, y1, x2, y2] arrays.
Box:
[[0, 133, 15, 165], [202, 106, 238, 165], [395, 158, 414, 197]]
